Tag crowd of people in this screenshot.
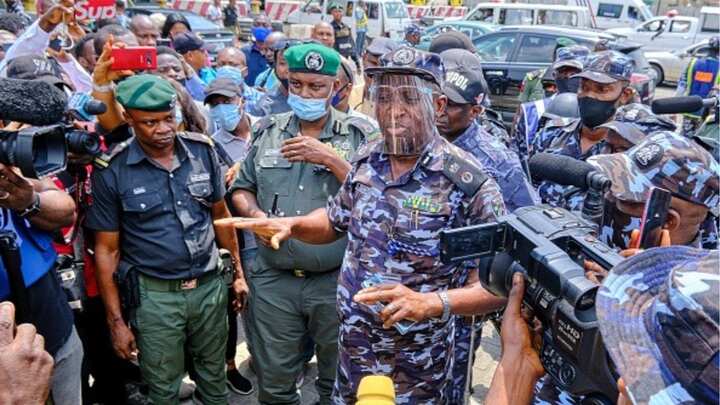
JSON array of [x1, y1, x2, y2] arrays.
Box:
[[0, 0, 718, 404]]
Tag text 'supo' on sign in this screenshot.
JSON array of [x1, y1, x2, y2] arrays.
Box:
[[75, 0, 116, 20]]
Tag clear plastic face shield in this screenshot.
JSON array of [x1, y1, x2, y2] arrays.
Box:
[[370, 74, 437, 156]]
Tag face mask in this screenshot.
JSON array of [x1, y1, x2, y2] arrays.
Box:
[[578, 94, 621, 129], [279, 77, 289, 90], [287, 86, 332, 121], [211, 103, 242, 132], [331, 83, 349, 107], [599, 198, 641, 250], [556, 77, 580, 94]]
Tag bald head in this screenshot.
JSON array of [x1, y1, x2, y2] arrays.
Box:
[[217, 47, 247, 71], [311, 22, 334, 48], [130, 15, 160, 47]]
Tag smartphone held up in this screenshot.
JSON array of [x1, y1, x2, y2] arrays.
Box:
[[110, 47, 157, 71]]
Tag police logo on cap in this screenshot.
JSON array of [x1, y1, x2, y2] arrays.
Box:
[[305, 52, 325, 71], [633, 142, 663, 168], [392, 48, 415, 66]]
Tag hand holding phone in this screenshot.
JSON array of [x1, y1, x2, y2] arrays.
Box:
[[110, 47, 157, 71], [638, 187, 672, 249]]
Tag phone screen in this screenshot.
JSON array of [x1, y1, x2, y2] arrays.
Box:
[[638, 187, 672, 249]]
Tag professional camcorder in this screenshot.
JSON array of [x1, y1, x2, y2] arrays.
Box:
[[440, 205, 624, 404]]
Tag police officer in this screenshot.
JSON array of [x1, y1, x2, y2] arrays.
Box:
[[402, 23, 422, 48], [518, 37, 577, 103], [249, 38, 299, 117], [356, 37, 399, 118], [438, 48, 538, 213], [533, 50, 635, 210], [227, 43, 377, 405], [87, 74, 246, 404], [220, 47, 508, 404], [598, 103, 676, 154], [329, 3, 356, 62], [675, 36, 719, 137], [511, 45, 590, 166]]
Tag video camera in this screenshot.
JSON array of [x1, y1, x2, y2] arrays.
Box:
[[440, 205, 624, 404], [0, 96, 106, 179]]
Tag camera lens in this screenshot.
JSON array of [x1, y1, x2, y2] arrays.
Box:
[[0, 126, 67, 178], [66, 130, 101, 156]]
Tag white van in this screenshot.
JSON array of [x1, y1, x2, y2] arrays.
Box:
[[506, 0, 653, 29], [463, 3, 595, 29], [284, 0, 410, 40]]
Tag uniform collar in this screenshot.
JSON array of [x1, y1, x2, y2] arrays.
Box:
[[126, 135, 192, 166], [283, 107, 345, 140], [368, 134, 444, 173], [453, 121, 480, 149]]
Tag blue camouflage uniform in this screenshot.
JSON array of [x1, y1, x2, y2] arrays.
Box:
[[511, 45, 590, 165], [597, 246, 719, 404]]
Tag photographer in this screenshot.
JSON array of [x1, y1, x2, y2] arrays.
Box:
[[0, 162, 82, 404]]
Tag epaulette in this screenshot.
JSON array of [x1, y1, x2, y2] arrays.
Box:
[[345, 115, 381, 141], [546, 117, 581, 132], [179, 131, 214, 146], [442, 143, 488, 197], [93, 140, 130, 169], [351, 138, 381, 163], [251, 115, 277, 135]]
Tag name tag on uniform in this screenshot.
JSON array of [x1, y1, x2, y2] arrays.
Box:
[[190, 173, 210, 182], [133, 187, 146, 195]]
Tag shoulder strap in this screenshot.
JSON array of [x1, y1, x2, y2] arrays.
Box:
[[93, 140, 131, 169], [178, 131, 214, 145], [442, 144, 488, 197], [351, 138, 381, 163], [213, 141, 235, 167], [345, 115, 380, 142], [251, 115, 279, 142]]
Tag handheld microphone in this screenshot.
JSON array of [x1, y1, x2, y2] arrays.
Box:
[[651, 96, 717, 115], [356, 376, 395, 405], [0, 78, 68, 126]]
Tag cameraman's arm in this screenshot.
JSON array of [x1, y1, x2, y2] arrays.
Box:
[[486, 274, 544, 405], [0, 165, 75, 231]]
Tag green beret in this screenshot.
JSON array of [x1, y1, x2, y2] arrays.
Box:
[[285, 43, 341, 76], [116, 74, 177, 111]]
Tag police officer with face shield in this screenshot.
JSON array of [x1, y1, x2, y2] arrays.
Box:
[[217, 47, 508, 404], [226, 43, 377, 405], [532, 51, 636, 210]]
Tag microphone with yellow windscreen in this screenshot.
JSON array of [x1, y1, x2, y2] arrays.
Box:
[[356, 375, 395, 405]]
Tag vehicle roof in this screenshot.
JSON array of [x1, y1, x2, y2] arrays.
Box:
[[496, 25, 610, 39], [433, 21, 496, 28], [471, 3, 587, 11], [701, 6, 720, 14]]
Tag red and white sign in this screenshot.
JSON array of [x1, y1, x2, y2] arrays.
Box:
[[406, 5, 431, 19], [170, 0, 248, 17], [264, 1, 302, 21], [75, 0, 116, 20], [432, 5, 467, 17]]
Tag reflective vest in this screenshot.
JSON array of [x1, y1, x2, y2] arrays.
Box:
[[0, 209, 57, 300], [685, 57, 720, 118]]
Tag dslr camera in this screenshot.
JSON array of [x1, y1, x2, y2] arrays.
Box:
[[440, 205, 623, 404]]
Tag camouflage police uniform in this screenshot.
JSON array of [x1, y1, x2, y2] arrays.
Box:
[[597, 246, 719, 404], [327, 136, 506, 404]]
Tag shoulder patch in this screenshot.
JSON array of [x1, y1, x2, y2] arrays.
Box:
[[351, 138, 382, 163], [93, 140, 130, 169], [251, 115, 276, 135], [345, 115, 381, 141], [179, 131, 214, 145], [442, 144, 488, 197]]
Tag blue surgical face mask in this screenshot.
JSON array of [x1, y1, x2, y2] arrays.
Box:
[[331, 83, 350, 108], [287, 86, 333, 121], [211, 103, 243, 132]]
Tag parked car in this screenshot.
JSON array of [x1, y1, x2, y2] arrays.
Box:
[[463, 3, 595, 29], [125, 7, 235, 56], [645, 40, 714, 86], [416, 21, 496, 51], [606, 7, 719, 52], [472, 26, 656, 123]]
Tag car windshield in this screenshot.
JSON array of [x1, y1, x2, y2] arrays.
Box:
[[474, 34, 516, 61], [701, 12, 720, 32], [538, 10, 579, 26], [384, 2, 408, 19], [174, 12, 219, 30]]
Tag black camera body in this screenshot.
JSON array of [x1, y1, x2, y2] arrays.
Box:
[[440, 205, 623, 403]]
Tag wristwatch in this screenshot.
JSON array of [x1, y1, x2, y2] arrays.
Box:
[[436, 291, 451, 322], [17, 192, 41, 218]]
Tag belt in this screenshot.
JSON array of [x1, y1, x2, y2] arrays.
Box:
[[139, 270, 220, 292], [290, 267, 339, 278]]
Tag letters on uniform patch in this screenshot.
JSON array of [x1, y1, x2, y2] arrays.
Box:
[[133, 187, 146, 195], [446, 72, 469, 91], [190, 173, 211, 182], [633, 142, 663, 169], [402, 195, 441, 213], [331, 141, 353, 161]]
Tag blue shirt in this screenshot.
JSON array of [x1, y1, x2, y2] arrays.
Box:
[[241, 44, 269, 87], [198, 67, 217, 86], [453, 122, 539, 213], [254, 67, 278, 91]]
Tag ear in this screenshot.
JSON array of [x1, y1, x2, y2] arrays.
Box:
[[122, 110, 132, 125], [619, 85, 635, 104], [663, 208, 681, 232], [434, 94, 447, 116], [470, 104, 484, 120]]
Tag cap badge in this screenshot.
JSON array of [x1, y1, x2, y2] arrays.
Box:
[[392, 48, 415, 66], [633, 142, 663, 169], [305, 52, 325, 71]]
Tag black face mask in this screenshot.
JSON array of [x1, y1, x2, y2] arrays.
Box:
[[578, 94, 620, 129], [556, 77, 580, 94]]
